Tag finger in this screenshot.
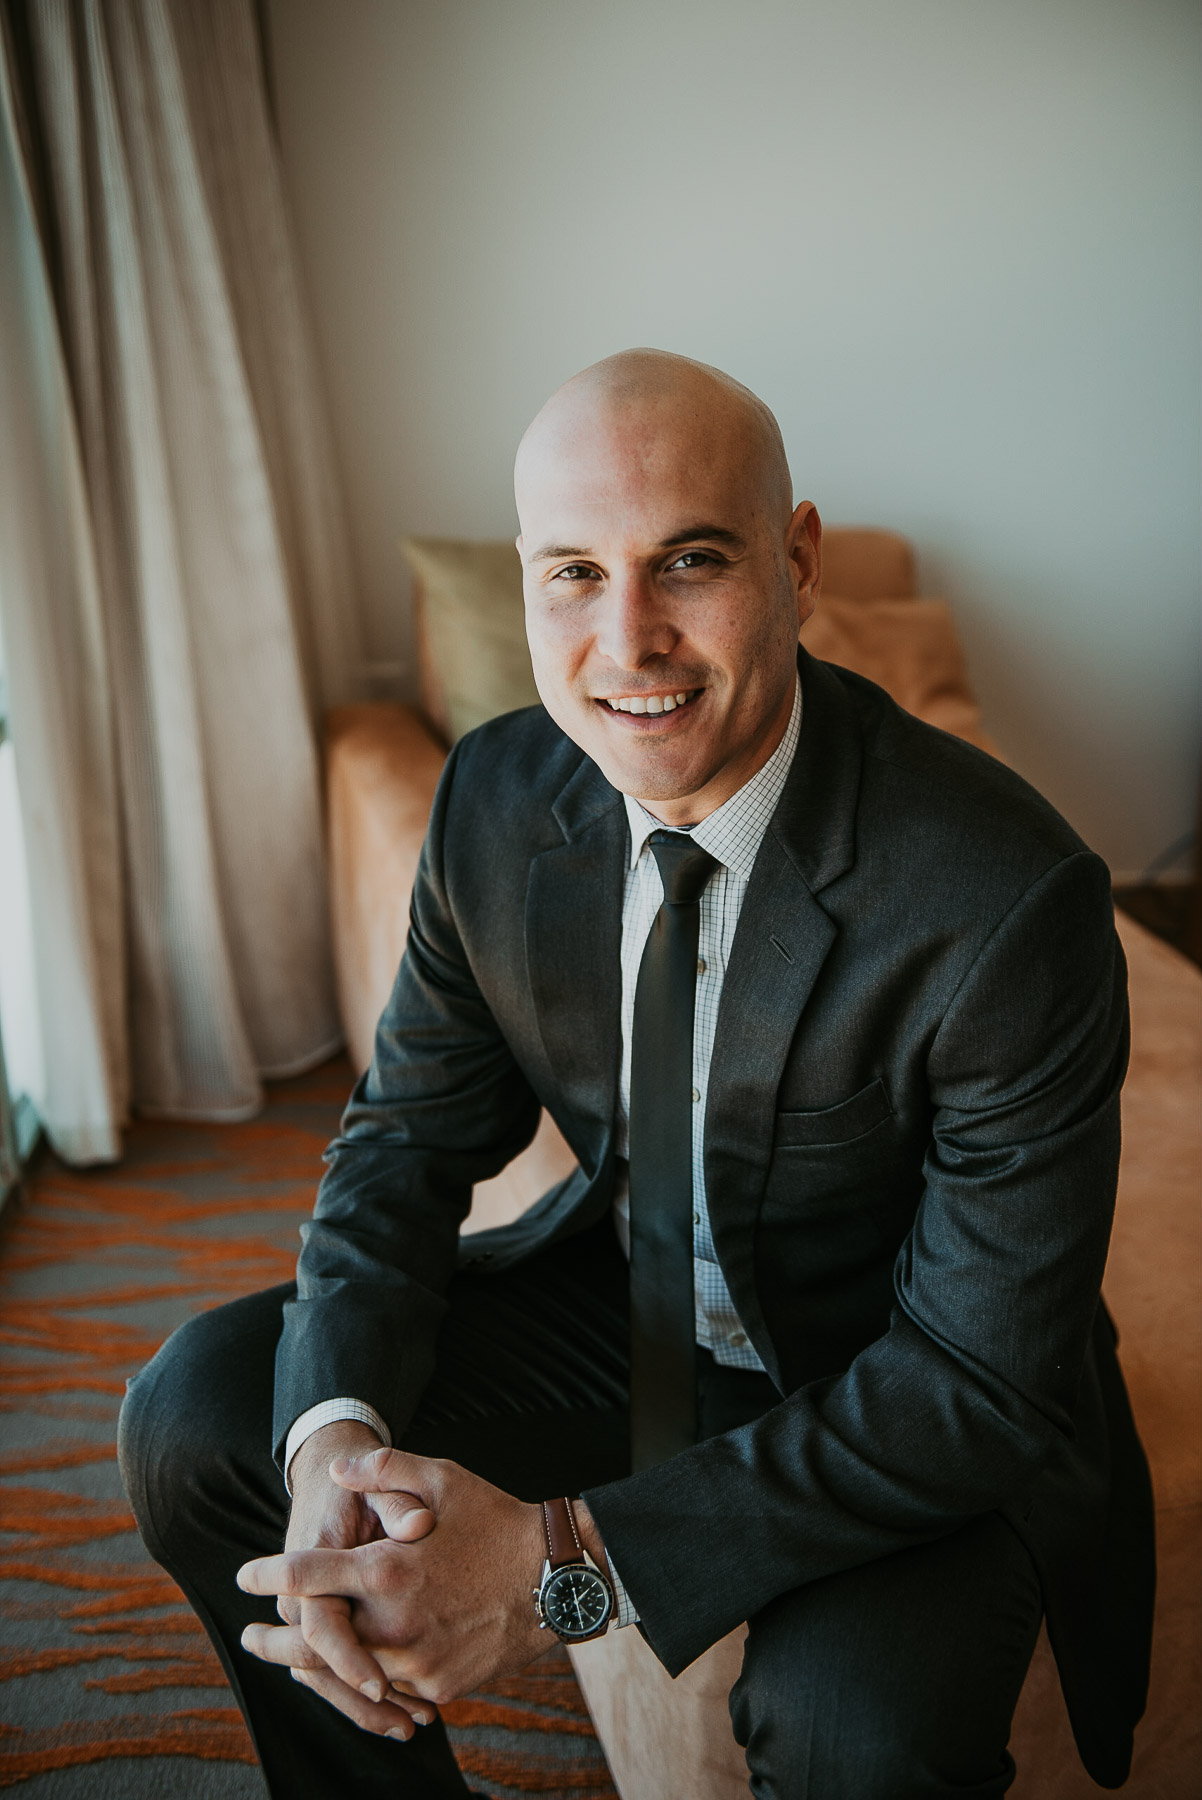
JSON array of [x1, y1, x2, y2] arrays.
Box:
[[243, 1622, 436, 1732], [367, 1646, 421, 1688], [329, 1446, 441, 1499], [242, 1620, 435, 1715], [384, 1667, 439, 1712], [241, 1620, 325, 1671], [289, 1662, 436, 1738], [241, 1622, 438, 1708], [237, 1546, 371, 1600], [300, 1594, 390, 1702], [391, 1680, 439, 1715], [359, 1642, 439, 1705], [365, 1490, 437, 1542]]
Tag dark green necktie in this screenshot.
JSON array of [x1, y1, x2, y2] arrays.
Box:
[[628, 830, 719, 1472]]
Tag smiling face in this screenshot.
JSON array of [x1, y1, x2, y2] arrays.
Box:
[[515, 352, 820, 825]]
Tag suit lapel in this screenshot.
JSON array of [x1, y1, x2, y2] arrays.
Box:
[[525, 755, 627, 1171], [705, 652, 864, 1384]]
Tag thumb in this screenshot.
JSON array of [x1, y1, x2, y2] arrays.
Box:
[[329, 1445, 430, 1494], [365, 1488, 437, 1542], [329, 1447, 436, 1541]]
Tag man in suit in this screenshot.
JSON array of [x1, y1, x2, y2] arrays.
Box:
[[119, 350, 1154, 1799]]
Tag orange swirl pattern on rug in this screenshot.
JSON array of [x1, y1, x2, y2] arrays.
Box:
[[0, 1060, 616, 1797]]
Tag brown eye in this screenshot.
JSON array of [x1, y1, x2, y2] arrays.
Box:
[[668, 552, 712, 570], [554, 565, 596, 581]]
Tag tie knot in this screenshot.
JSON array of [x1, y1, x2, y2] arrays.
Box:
[[648, 830, 720, 906]]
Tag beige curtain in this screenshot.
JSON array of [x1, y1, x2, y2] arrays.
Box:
[[0, 0, 360, 1160]]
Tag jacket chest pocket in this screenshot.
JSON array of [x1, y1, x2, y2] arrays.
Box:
[[773, 1077, 893, 1147], [763, 1078, 916, 1227]]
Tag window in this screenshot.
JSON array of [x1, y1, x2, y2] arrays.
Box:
[[0, 643, 42, 1207]]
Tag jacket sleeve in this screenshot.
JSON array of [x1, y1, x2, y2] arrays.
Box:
[[272, 742, 541, 1463], [584, 849, 1130, 1673]]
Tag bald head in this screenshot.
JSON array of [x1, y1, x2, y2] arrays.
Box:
[[515, 349, 793, 528], [515, 348, 820, 826]]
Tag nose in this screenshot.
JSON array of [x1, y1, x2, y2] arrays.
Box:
[[593, 565, 678, 671]]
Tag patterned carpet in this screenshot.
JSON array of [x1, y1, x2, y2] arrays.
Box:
[[0, 1059, 617, 1797]]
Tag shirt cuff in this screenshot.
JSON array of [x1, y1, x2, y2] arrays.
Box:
[[606, 1551, 640, 1628], [283, 1398, 391, 1495]]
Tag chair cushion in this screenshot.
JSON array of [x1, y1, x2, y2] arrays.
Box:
[[802, 594, 1000, 755], [1103, 911, 1202, 1509], [400, 536, 537, 742], [819, 527, 916, 601]]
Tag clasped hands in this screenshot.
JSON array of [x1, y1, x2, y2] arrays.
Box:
[[236, 1423, 583, 1742]]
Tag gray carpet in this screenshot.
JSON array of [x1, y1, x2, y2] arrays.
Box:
[[0, 1059, 615, 1797]]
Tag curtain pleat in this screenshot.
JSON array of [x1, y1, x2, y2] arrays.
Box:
[[0, 0, 358, 1154], [170, 0, 362, 718], [0, 26, 125, 1159]]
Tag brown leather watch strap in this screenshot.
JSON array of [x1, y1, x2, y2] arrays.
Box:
[[541, 1497, 585, 1570]]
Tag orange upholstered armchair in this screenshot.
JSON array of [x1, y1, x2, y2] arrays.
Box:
[[322, 529, 1200, 1798]]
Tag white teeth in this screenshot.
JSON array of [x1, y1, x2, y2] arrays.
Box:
[[605, 689, 695, 711]]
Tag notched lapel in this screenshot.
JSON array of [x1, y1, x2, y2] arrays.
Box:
[[525, 757, 626, 1169], [706, 834, 837, 1385], [705, 654, 862, 1384]]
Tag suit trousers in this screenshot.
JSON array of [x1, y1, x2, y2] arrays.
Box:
[[117, 1218, 1044, 1800]]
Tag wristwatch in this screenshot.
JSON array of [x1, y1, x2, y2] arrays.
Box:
[[533, 1497, 614, 1642]]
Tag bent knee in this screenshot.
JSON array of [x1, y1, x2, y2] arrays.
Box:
[[734, 1673, 1009, 1800], [118, 1308, 230, 1548], [732, 1521, 1039, 1800], [118, 1284, 289, 1558]]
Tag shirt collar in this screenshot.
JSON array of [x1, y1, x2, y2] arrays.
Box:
[[623, 674, 803, 880]]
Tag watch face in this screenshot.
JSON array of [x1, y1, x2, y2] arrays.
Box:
[[542, 1565, 612, 1639]]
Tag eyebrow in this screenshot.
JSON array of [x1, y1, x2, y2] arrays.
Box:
[[528, 543, 591, 563], [658, 523, 745, 552], [527, 523, 746, 563]]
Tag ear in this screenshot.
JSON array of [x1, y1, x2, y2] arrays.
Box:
[[786, 502, 822, 631]]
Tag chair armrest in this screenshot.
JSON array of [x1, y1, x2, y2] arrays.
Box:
[[324, 701, 447, 1073]]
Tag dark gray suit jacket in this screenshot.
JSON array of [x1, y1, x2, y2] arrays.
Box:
[[275, 651, 1153, 1786]]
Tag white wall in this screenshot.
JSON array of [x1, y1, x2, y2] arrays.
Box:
[[267, 0, 1200, 878]]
